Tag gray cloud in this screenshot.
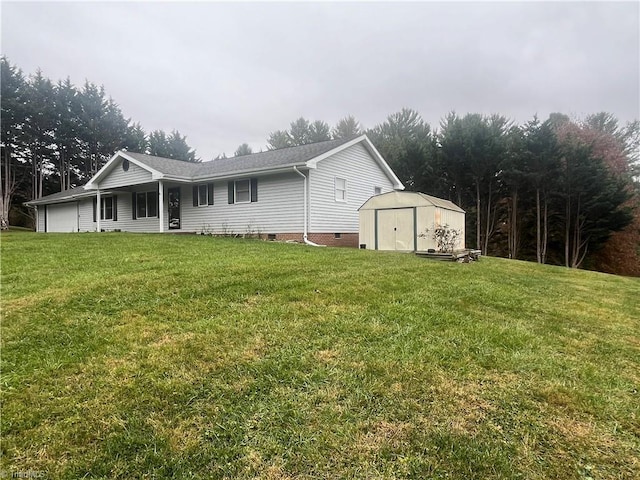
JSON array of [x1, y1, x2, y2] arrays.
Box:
[[2, 1, 638, 159]]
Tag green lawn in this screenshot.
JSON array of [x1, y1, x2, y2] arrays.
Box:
[[1, 232, 639, 479]]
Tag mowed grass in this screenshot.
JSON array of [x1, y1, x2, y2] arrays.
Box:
[[1, 232, 639, 479]]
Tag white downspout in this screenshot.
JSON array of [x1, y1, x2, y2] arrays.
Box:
[[293, 166, 324, 247]]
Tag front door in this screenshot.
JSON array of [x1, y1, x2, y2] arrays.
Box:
[[168, 187, 181, 230]]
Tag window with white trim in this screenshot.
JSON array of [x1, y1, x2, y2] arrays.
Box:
[[335, 177, 347, 202], [228, 178, 257, 204], [235, 179, 250, 203], [101, 197, 113, 220], [94, 195, 117, 222], [198, 185, 208, 206], [136, 191, 158, 218], [193, 183, 214, 207]]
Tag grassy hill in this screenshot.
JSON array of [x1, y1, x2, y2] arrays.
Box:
[[2, 232, 638, 479]]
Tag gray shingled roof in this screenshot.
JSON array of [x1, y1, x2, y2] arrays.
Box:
[[194, 137, 355, 177], [125, 136, 357, 179], [123, 151, 201, 177]]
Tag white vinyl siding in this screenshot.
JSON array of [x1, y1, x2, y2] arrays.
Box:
[[309, 143, 396, 233], [71, 176, 300, 234], [37, 207, 45, 232], [99, 158, 153, 189], [79, 192, 159, 232], [179, 173, 303, 234], [78, 199, 96, 231]]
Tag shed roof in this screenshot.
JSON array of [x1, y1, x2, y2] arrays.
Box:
[[359, 191, 465, 213]]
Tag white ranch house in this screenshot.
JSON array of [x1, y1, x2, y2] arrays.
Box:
[[27, 135, 404, 247]]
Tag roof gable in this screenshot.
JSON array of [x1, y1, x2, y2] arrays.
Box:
[[85, 151, 163, 189], [306, 135, 404, 189]]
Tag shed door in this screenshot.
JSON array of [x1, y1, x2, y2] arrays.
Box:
[[47, 203, 78, 232], [377, 208, 414, 251]]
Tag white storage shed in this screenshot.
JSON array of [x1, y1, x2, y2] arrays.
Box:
[[359, 191, 465, 252]]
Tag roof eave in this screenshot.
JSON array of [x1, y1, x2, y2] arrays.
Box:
[[24, 189, 115, 206]]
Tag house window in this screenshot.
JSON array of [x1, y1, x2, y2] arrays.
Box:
[[335, 177, 347, 202], [198, 185, 208, 206], [374, 186, 382, 195], [193, 183, 214, 207], [136, 191, 158, 218], [93, 195, 117, 222], [235, 179, 250, 203], [101, 197, 113, 220], [334, 233, 342, 239], [228, 178, 258, 204]]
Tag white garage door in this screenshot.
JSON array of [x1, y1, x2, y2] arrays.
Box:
[[47, 203, 78, 232], [377, 208, 415, 251]]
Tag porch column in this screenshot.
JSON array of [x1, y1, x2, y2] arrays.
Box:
[[96, 189, 101, 232], [158, 180, 165, 233]]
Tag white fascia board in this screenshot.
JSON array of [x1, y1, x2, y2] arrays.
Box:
[[305, 135, 405, 190], [191, 164, 309, 182], [84, 151, 163, 189], [159, 175, 195, 183], [25, 190, 115, 206]]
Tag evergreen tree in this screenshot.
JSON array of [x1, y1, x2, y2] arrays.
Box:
[[124, 122, 148, 153], [234, 143, 252, 157], [267, 130, 292, 150], [53, 77, 82, 191], [308, 120, 331, 143], [289, 117, 311, 146], [522, 116, 559, 263], [368, 108, 434, 193], [0, 57, 28, 228], [149, 130, 199, 162], [23, 69, 56, 199], [332, 115, 362, 139], [555, 124, 632, 267], [166, 130, 199, 162]]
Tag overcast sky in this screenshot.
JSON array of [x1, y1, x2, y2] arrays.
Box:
[[2, 1, 638, 160]]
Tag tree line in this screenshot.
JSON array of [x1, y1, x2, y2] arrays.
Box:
[[0, 57, 199, 227], [2, 57, 638, 275]]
